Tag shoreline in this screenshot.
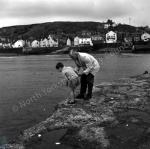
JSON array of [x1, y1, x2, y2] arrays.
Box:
[[1, 73, 150, 149], [0, 50, 138, 57]]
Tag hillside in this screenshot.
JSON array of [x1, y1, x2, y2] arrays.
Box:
[[0, 22, 101, 40], [0, 21, 141, 41]]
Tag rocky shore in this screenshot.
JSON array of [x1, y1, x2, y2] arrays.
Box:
[[1, 73, 150, 149]]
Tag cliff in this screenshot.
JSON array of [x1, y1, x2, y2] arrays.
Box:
[[1, 73, 150, 149]]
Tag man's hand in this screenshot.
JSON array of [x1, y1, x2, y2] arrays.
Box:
[[77, 72, 85, 77]]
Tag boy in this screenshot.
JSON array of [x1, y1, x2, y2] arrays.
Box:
[[56, 62, 80, 104]]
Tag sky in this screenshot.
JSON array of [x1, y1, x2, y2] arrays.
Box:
[[0, 0, 149, 28]]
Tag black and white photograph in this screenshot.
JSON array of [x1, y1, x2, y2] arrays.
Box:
[[0, 0, 150, 148]]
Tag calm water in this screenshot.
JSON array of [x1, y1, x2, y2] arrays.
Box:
[[0, 53, 150, 142]]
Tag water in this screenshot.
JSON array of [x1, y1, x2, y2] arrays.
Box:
[[0, 53, 150, 142]]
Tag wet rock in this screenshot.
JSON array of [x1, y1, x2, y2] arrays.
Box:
[[79, 126, 110, 148], [109, 124, 144, 142], [0, 144, 24, 149], [131, 117, 139, 123], [147, 128, 150, 133]]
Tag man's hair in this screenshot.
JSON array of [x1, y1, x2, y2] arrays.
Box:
[[69, 49, 78, 59], [56, 62, 64, 69]]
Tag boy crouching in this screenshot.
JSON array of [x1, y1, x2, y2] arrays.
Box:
[[56, 62, 80, 104]]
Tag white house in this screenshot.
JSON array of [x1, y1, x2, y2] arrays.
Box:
[[48, 35, 58, 47], [31, 40, 40, 48], [104, 24, 110, 29], [74, 36, 79, 46], [13, 40, 25, 48], [141, 32, 150, 42], [78, 35, 93, 46], [67, 38, 71, 46], [40, 39, 46, 47], [43, 38, 49, 47], [3, 43, 12, 48], [106, 31, 117, 43], [0, 42, 3, 47]]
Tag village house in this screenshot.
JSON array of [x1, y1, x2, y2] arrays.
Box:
[[124, 37, 133, 43], [81, 30, 91, 36], [74, 36, 80, 46], [13, 40, 25, 48], [66, 38, 72, 46], [48, 35, 58, 47], [141, 32, 150, 42], [92, 35, 103, 41], [31, 40, 40, 48], [3, 42, 12, 48], [131, 32, 141, 43], [40, 39, 46, 47], [91, 35, 105, 44], [104, 23, 110, 29], [0, 41, 3, 48], [106, 31, 117, 43], [78, 35, 93, 46], [43, 38, 49, 47]]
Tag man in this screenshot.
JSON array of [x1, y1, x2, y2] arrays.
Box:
[[69, 49, 100, 100]]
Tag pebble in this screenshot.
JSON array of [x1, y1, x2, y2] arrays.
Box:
[[38, 134, 41, 137]]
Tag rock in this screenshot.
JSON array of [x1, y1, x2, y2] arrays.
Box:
[[147, 128, 150, 133], [79, 126, 110, 148]]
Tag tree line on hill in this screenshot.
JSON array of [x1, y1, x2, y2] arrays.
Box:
[[0, 20, 149, 42]]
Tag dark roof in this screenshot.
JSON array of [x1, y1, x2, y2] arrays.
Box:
[[92, 35, 103, 37], [78, 35, 91, 38]]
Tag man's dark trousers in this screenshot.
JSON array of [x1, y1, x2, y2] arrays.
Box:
[[80, 73, 94, 96]]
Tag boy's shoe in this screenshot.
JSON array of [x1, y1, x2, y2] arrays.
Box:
[[84, 94, 92, 100], [76, 94, 84, 99]]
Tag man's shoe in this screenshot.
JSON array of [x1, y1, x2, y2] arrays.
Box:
[[84, 94, 92, 100], [76, 94, 84, 99]]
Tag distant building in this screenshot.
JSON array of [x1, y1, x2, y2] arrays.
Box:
[[92, 35, 103, 41], [43, 38, 49, 47], [141, 32, 150, 42], [104, 23, 110, 29], [66, 38, 72, 46], [0, 37, 6, 42], [91, 35, 105, 44], [131, 33, 141, 42], [0, 42, 3, 48], [124, 37, 132, 43], [40, 39, 46, 47], [31, 40, 40, 48], [3, 43, 12, 48], [48, 35, 58, 47], [78, 35, 93, 46], [74, 36, 79, 46], [106, 31, 117, 43], [81, 30, 91, 36], [13, 40, 25, 48]]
